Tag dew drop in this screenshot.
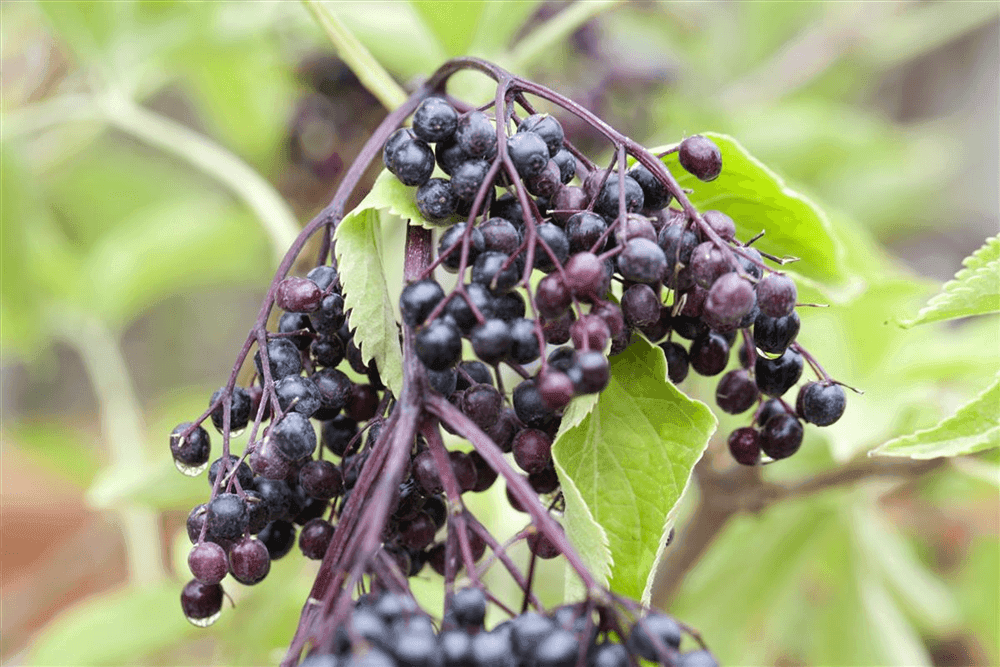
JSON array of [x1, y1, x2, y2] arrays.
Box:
[[229, 426, 247, 438], [174, 458, 210, 477], [185, 610, 221, 628]]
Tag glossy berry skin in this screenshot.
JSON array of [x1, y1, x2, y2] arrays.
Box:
[[298, 518, 334, 560], [188, 541, 228, 584], [451, 159, 492, 202], [538, 370, 575, 410], [472, 252, 520, 295], [552, 149, 577, 184], [471, 318, 512, 365], [438, 223, 486, 273], [254, 338, 303, 382], [629, 613, 682, 659], [271, 412, 317, 461], [207, 493, 249, 541], [703, 273, 755, 332], [455, 111, 496, 159], [760, 413, 804, 459], [755, 348, 803, 397], [564, 252, 611, 302], [690, 242, 732, 290], [594, 174, 644, 221], [533, 629, 577, 667], [451, 587, 487, 627], [512, 429, 552, 474], [756, 274, 798, 318], [621, 284, 661, 328], [311, 367, 352, 420], [479, 217, 522, 256], [415, 318, 462, 371], [679, 135, 723, 181], [435, 136, 466, 175], [228, 536, 271, 585], [572, 350, 611, 394], [662, 341, 690, 383], [445, 284, 495, 333], [511, 612, 556, 657], [799, 381, 847, 426], [278, 312, 313, 352], [570, 314, 610, 352], [274, 375, 322, 418], [536, 274, 571, 320], [209, 387, 251, 434], [715, 369, 760, 414], [416, 177, 456, 222], [208, 455, 254, 491], [385, 134, 435, 186], [591, 642, 630, 667], [754, 310, 800, 355], [461, 383, 504, 431], [518, 114, 564, 155], [170, 423, 211, 469], [382, 127, 413, 168], [257, 520, 296, 560], [400, 279, 445, 328], [628, 162, 672, 210], [566, 211, 608, 255], [507, 131, 550, 179], [534, 223, 570, 271], [513, 380, 557, 430], [299, 460, 343, 500], [254, 478, 292, 522], [181, 579, 223, 624], [689, 331, 731, 376], [728, 427, 761, 466], [701, 210, 736, 241], [618, 238, 667, 284], [507, 318, 540, 365], [412, 96, 458, 142]]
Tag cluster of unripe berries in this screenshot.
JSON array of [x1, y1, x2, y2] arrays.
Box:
[[296, 588, 716, 667], [174, 266, 390, 626]]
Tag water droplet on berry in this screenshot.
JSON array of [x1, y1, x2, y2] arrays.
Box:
[[174, 458, 210, 477], [185, 610, 221, 628]]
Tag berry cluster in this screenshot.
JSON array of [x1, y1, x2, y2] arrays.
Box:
[[172, 57, 850, 666]]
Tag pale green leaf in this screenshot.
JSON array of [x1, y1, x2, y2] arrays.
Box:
[[903, 236, 1000, 327], [551, 453, 612, 598], [411, 1, 487, 57], [360, 169, 448, 230], [552, 339, 716, 600], [874, 374, 1000, 459], [658, 132, 844, 284], [335, 207, 405, 398]]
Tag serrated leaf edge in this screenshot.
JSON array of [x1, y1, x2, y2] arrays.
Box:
[[901, 235, 1000, 328]]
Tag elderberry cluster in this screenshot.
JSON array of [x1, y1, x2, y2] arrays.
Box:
[[297, 588, 716, 667]]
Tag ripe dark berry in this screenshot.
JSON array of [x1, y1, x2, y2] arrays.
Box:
[[690, 241, 733, 290], [472, 251, 521, 295], [534, 223, 570, 271], [628, 162, 672, 210], [513, 379, 557, 430], [298, 518, 334, 559], [479, 216, 522, 256], [243, 490, 268, 533], [416, 177, 457, 222], [534, 628, 577, 667], [528, 529, 561, 560], [760, 413, 804, 459], [591, 642, 629, 667], [728, 427, 761, 465], [536, 274, 571, 319], [400, 511, 437, 551], [528, 464, 560, 494], [615, 212, 658, 244], [658, 220, 699, 268], [415, 318, 462, 371], [538, 370, 575, 410], [572, 350, 611, 394], [756, 274, 798, 318], [662, 341, 690, 383], [311, 368, 352, 420], [487, 408, 519, 453], [455, 110, 496, 159], [461, 383, 504, 431], [435, 136, 466, 175], [257, 519, 296, 560], [228, 536, 271, 585], [472, 629, 516, 667], [494, 291, 526, 322], [593, 301, 626, 338], [270, 412, 317, 461], [518, 114, 564, 155], [799, 381, 847, 426], [629, 612, 682, 659], [507, 318, 540, 364], [275, 375, 322, 418], [566, 211, 607, 255], [451, 159, 492, 202], [617, 238, 667, 284], [445, 283, 495, 333], [490, 194, 524, 227], [594, 174, 644, 221], [622, 284, 662, 328], [564, 252, 610, 301], [552, 149, 577, 184], [170, 423, 211, 473], [209, 386, 251, 434], [512, 429, 552, 474], [508, 131, 550, 179], [208, 455, 254, 491], [255, 477, 293, 521], [469, 451, 498, 492], [570, 314, 611, 352], [207, 493, 248, 541], [310, 335, 344, 368], [703, 273, 756, 332], [255, 338, 303, 381], [754, 310, 801, 355], [400, 279, 445, 328], [689, 330, 731, 376], [678, 649, 721, 667], [299, 460, 343, 500], [188, 541, 228, 584], [276, 277, 322, 313], [345, 383, 379, 422], [457, 360, 493, 389], [309, 294, 346, 335], [701, 210, 736, 242], [715, 369, 760, 414], [278, 312, 314, 352], [438, 223, 486, 273], [385, 134, 435, 186], [320, 415, 357, 457], [471, 318, 513, 365], [451, 587, 487, 627], [412, 96, 458, 142], [181, 579, 224, 626], [678, 135, 722, 182], [755, 347, 803, 397]]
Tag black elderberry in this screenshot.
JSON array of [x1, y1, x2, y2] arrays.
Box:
[[278, 312, 314, 352], [435, 135, 467, 175], [412, 96, 458, 143], [551, 186, 587, 226], [622, 284, 662, 328], [400, 511, 437, 551], [563, 252, 610, 302], [509, 318, 541, 364], [321, 414, 358, 457], [455, 110, 496, 159], [715, 369, 760, 414], [472, 629, 517, 667], [534, 629, 578, 667], [661, 341, 690, 383], [528, 464, 560, 494], [702, 210, 736, 241], [271, 412, 317, 461], [383, 127, 415, 169], [255, 337, 303, 383], [570, 314, 610, 352], [689, 330, 731, 376], [400, 279, 445, 328], [228, 536, 271, 585], [257, 519, 296, 560], [311, 367, 353, 420], [461, 383, 504, 431], [511, 612, 557, 657], [678, 134, 722, 182], [394, 626, 439, 667], [518, 113, 564, 155], [451, 587, 487, 627], [703, 273, 756, 332], [310, 335, 344, 368], [594, 174, 644, 221], [386, 134, 435, 186], [276, 277, 323, 313], [756, 274, 798, 318], [572, 350, 611, 394], [415, 318, 463, 370], [445, 283, 495, 333], [799, 381, 847, 426], [490, 194, 524, 228], [469, 451, 498, 492], [760, 413, 804, 459], [617, 238, 667, 284], [566, 211, 607, 255], [487, 408, 519, 453], [438, 223, 486, 272], [728, 427, 761, 466], [207, 493, 249, 541], [494, 291, 526, 322], [170, 422, 211, 472], [456, 360, 494, 389], [208, 455, 254, 491], [209, 386, 251, 434], [451, 159, 492, 202], [472, 251, 521, 295], [513, 379, 557, 430], [441, 629, 474, 667], [542, 312, 574, 345], [552, 148, 577, 184], [254, 477, 292, 522], [450, 450, 479, 493], [188, 541, 228, 585], [181, 579, 224, 626], [534, 223, 570, 271], [416, 177, 457, 222], [512, 429, 552, 475], [690, 242, 732, 290], [616, 212, 658, 244], [536, 274, 571, 320], [754, 347, 803, 397], [471, 318, 513, 365], [428, 366, 459, 396], [754, 310, 800, 355], [299, 518, 334, 559], [629, 612, 682, 659], [508, 131, 551, 179], [275, 375, 323, 418], [678, 649, 721, 667], [243, 490, 268, 533], [591, 642, 629, 667], [628, 162, 672, 210], [345, 383, 379, 421], [672, 315, 707, 341]]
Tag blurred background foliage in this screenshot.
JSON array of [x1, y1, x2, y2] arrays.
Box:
[[2, 1, 997, 665]]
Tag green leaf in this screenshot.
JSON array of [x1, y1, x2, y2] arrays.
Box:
[[411, 1, 486, 57], [902, 236, 1000, 327], [26, 584, 198, 666], [335, 207, 405, 398], [6, 422, 102, 487], [552, 339, 716, 601], [361, 169, 446, 230], [657, 132, 844, 284], [874, 374, 1000, 459]]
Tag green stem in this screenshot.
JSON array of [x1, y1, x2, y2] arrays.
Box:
[[302, 0, 408, 111], [507, 0, 619, 71], [100, 94, 299, 264], [51, 307, 166, 586]]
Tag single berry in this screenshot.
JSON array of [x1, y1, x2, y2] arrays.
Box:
[[415, 318, 463, 370], [438, 223, 486, 272], [536, 273, 571, 319], [416, 177, 457, 222], [507, 131, 550, 179], [279, 312, 314, 352], [257, 520, 296, 560], [181, 579, 224, 626], [513, 380, 557, 430], [689, 331, 731, 376], [471, 318, 513, 365], [207, 493, 248, 541], [754, 310, 801, 355], [400, 279, 446, 328], [385, 135, 435, 186], [208, 455, 254, 491], [345, 383, 379, 422], [703, 272, 756, 332], [617, 238, 667, 284], [435, 135, 466, 175], [310, 335, 344, 368], [754, 347, 803, 397], [254, 338, 303, 381], [209, 386, 251, 434], [799, 381, 847, 426], [756, 274, 797, 318], [276, 277, 322, 313], [572, 350, 611, 394], [228, 536, 271, 585], [552, 149, 577, 184], [412, 96, 458, 142], [255, 477, 293, 522], [728, 427, 761, 465], [628, 162, 672, 210], [298, 518, 334, 559], [461, 383, 504, 431], [494, 291, 526, 322], [702, 210, 736, 241], [270, 412, 317, 461], [678, 135, 722, 181], [760, 413, 804, 459], [299, 460, 343, 500], [534, 223, 570, 271], [188, 542, 228, 584], [518, 114, 564, 155], [445, 283, 495, 333], [451, 159, 492, 202], [311, 367, 353, 419], [566, 211, 607, 255], [690, 241, 733, 290], [472, 251, 520, 295], [662, 341, 690, 383], [715, 369, 760, 414], [454, 111, 496, 158], [274, 375, 322, 418], [563, 252, 610, 302], [622, 283, 662, 328], [629, 613, 682, 659], [594, 174, 644, 221], [170, 423, 211, 473], [512, 429, 552, 474]]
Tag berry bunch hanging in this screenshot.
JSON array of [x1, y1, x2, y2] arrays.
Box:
[[169, 57, 851, 666]]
